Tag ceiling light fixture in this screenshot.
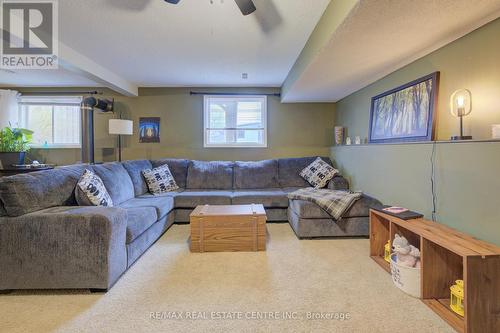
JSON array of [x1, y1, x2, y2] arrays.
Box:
[[164, 0, 256, 16]]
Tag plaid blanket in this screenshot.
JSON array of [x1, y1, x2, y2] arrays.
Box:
[[288, 188, 362, 220]]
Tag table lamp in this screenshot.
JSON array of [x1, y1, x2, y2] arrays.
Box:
[[109, 119, 133, 162], [450, 89, 472, 140]]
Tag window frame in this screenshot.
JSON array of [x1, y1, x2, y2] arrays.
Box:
[[203, 94, 268, 148], [18, 96, 83, 149]]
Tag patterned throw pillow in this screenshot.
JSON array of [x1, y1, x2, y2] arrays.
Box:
[[142, 164, 179, 195], [299, 157, 339, 189], [77, 169, 114, 207]]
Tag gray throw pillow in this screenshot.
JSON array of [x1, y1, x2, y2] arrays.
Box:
[[76, 169, 114, 207], [142, 164, 179, 195], [299, 157, 339, 188]]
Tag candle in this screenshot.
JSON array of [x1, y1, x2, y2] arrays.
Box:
[[492, 125, 500, 139]]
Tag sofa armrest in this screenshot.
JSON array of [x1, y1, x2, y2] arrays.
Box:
[[343, 194, 384, 218], [0, 206, 128, 290], [327, 175, 350, 191]]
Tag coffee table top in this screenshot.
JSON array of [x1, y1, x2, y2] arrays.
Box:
[[190, 204, 266, 217]]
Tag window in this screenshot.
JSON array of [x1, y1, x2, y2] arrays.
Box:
[[18, 96, 82, 148], [203, 95, 267, 148]]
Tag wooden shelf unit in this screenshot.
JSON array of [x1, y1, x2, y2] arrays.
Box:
[[369, 209, 500, 333]]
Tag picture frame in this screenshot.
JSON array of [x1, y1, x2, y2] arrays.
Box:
[[368, 72, 439, 143], [139, 117, 160, 143]]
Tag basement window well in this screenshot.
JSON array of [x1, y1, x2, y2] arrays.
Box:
[[203, 95, 267, 148]]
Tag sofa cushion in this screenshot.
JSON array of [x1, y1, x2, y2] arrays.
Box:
[[92, 162, 135, 205], [289, 199, 330, 219], [288, 210, 369, 238], [174, 190, 232, 208], [282, 187, 304, 193], [0, 164, 87, 217], [346, 194, 383, 217], [174, 208, 287, 223], [76, 169, 114, 207], [233, 160, 279, 189], [142, 164, 179, 195], [232, 189, 288, 208], [122, 160, 152, 196], [151, 159, 189, 188], [327, 176, 350, 191], [289, 194, 382, 219], [278, 157, 333, 187], [0, 201, 7, 216], [299, 157, 339, 189], [123, 206, 158, 244], [186, 160, 233, 189], [121, 195, 174, 219]]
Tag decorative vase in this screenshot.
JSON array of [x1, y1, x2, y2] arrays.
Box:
[[0, 152, 26, 169], [334, 126, 344, 145]]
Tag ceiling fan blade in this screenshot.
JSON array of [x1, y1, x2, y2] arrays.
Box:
[[164, 0, 181, 4], [234, 0, 256, 15]]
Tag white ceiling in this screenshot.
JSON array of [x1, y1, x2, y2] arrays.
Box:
[[282, 0, 500, 102], [55, 0, 330, 88], [2, 0, 500, 102]]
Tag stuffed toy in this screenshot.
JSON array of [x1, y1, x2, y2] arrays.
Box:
[[392, 234, 421, 268]]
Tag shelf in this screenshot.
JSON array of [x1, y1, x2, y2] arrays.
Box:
[[371, 255, 390, 273], [423, 299, 464, 333], [421, 239, 463, 300], [332, 138, 500, 148], [369, 209, 500, 333], [391, 222, 421, 250]]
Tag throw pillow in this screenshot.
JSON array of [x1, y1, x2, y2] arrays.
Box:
[[142, 164, 179, 195], [76, 169, 114, 207], [299, 157, 339, 188]]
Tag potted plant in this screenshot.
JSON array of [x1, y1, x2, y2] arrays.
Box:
[[0, 126, 34, 168]]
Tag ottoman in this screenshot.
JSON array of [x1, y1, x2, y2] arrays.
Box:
[[288, 194, 383, 238]]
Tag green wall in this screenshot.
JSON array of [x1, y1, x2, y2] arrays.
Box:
[[332, 19, 500, 245], [19, 87, 335, 165]]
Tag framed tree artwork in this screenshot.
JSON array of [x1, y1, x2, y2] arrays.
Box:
[[139, 117, 160, 143], [368, 72, 439, 143]]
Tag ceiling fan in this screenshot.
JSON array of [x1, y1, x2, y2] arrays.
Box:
[[164, 0, 257, 16]]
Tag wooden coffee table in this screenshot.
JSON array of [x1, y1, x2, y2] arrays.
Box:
[[189, 204, 267, 252]]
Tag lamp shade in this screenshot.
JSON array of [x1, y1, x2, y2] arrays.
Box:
[[450, 89, 472, 117], [109, 119, 133, 135]]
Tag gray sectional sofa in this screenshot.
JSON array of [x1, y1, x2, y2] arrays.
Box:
[[0, 157, 381, 291]]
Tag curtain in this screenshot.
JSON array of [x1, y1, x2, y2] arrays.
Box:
[[0, 89, 20, 128]]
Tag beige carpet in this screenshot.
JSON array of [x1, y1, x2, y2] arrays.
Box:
[[0, 224, 454, 333]]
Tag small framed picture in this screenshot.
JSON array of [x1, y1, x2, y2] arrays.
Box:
[[139, 117, 160, 143]]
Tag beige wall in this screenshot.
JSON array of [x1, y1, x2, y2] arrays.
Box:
[[18, 87, 335, 164], [332, 18, 500, 245]]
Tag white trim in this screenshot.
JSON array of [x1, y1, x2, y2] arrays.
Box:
[[19, 102, 81, 106], [18, 96, 82, 106], [203, 95, 268, 148]]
